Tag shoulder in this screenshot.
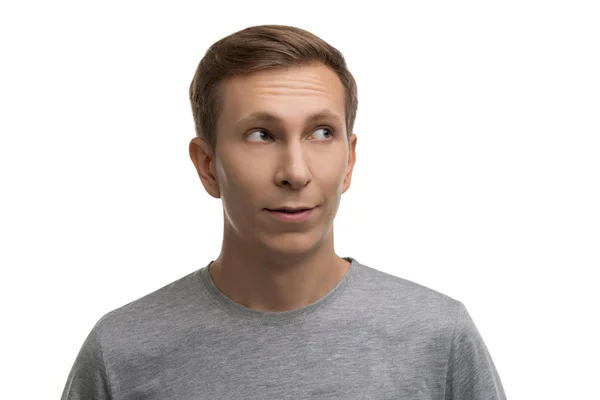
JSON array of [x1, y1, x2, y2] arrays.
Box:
[[352, 259, 464, 332], [91, 267, 204, 347]]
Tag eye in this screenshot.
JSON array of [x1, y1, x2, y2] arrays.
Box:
[[311, 127, 333, 140], [247, 129, 272, 142]]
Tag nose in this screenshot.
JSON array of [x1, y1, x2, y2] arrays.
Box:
[[274, 142, 311, 190]]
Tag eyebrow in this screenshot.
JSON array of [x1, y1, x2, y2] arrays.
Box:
[[236, 109, 344, 126]]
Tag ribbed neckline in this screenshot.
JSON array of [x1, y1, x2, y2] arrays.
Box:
[[196, 257, 361, 326]]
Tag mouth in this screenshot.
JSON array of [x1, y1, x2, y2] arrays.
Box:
[[267, 207, 315, 213], [265, 206, 317, 222]]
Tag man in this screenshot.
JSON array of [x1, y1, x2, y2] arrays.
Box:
[[61, 24, 507, 399]]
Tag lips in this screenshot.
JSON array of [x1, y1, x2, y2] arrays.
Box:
[[267, 207, 315, 222], [271, 207, 313, 213]]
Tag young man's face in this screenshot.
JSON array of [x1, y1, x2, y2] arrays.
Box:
[[191, 62, 357, 258]]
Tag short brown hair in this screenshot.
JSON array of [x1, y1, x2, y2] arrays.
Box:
[[189, 24, 359, 151]]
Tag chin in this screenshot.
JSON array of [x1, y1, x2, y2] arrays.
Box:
[[262, 231, 324, 258]]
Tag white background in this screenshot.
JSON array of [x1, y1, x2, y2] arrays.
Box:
[[1, 1, 598, 398]]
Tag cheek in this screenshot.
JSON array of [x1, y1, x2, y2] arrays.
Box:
[[313, 152, 348, 187], [217, 158, 264, 203]]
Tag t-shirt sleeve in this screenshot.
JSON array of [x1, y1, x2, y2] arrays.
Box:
[[445, 302, 507, 400], [61, 319, 114, 400]]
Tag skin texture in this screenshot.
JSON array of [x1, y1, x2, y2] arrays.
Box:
[[189, 62, 357, 312]]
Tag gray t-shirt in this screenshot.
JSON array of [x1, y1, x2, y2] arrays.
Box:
[[61, 257, 507, 399]]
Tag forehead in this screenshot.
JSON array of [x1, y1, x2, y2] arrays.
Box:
[[218, 63, 345, 126]]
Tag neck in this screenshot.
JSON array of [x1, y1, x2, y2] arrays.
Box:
[[208, 226, 350, 313]]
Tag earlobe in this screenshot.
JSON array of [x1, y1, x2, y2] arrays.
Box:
[[189, 137, 221, 199]]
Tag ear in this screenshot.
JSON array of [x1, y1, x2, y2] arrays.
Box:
[[189, 137, 221, 199], [342, 133, 357, 194]]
